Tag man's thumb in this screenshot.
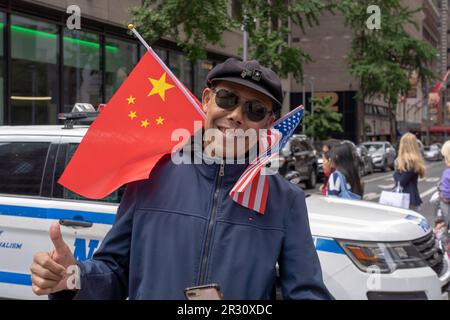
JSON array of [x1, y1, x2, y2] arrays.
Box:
[[49, 223, 68, 254]]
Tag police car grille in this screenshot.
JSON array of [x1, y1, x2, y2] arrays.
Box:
[[412, 232, 444, 276]]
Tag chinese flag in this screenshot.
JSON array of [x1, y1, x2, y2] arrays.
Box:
[[58, 50, 205, 199]]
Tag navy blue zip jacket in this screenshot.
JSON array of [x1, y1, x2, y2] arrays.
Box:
[[50, 146, 332, 300]]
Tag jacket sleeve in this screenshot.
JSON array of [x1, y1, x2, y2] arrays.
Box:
[[327, 172, 341, 197], [278, 190, 334, 300], [49, 182, 139, 300], [394, 170, 415, 188]]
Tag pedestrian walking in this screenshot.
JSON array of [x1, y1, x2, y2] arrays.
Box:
[[319, 140, 339, 196], [326, 143, 363, 200], [393, 133, 426, 211]]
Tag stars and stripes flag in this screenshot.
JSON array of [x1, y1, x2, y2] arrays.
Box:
[[230, 105, 304, 214]]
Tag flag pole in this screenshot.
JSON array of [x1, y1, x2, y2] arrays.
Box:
[[127, 24, 205, 118]]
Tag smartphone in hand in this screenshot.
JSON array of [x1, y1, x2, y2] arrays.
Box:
[[184, 284, 224, 300]]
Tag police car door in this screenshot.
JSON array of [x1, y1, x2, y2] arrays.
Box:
[[0, 133, 73, 300], [52, 136, 121, 276]]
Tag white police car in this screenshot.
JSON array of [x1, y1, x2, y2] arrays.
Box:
[[307, 195, 449, 300], [0, 117, 449, 299]]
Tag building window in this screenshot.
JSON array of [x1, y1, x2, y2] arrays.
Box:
[[0, 12, 5, 125], [153, 46, 168, 64], [10, 15, 58, 125], [63, 29, 101, 112], [194, 60, 214, 98], [139, 45, 168, 65], [0, 142, 50, 196], [105, 37, 138, 102], [168, 50, 192, 91]]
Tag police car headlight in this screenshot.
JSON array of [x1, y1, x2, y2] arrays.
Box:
[[337, 240, 427, 273]]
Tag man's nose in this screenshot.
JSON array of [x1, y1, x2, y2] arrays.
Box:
[[226, 104, 245, 125]]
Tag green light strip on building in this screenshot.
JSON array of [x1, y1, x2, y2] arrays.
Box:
[[0, 23, 119, 52]]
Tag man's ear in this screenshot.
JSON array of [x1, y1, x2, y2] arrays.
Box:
[[202, 88, 213, 114]]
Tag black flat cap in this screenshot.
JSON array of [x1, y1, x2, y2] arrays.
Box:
[[206, 58, 283, 109]]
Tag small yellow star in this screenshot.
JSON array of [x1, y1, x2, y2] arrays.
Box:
[[127, 96, 136, 104], [148, 73, 175, 101], [141, 119, 150, 128], [155, 116, 165, 125], [128, 111, 137, 120]]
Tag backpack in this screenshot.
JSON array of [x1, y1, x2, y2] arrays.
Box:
[[334, 170, 361, 200]]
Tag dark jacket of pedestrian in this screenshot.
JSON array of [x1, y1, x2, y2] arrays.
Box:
[[393, 170, 422, 207]]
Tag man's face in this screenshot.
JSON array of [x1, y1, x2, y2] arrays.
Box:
[[201, 81, 276, 159]]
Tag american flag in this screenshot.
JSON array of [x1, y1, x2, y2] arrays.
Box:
[[230, 105, 304, 214]]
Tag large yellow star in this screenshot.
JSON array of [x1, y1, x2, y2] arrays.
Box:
[[128, 111, 137, 120], [148, 73, 174, 101], [155, 116, 164, 125], [127, 96, 136, 105], [141, 119, 150, 128]]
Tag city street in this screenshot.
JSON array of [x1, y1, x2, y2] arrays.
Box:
[[308, 160, 447, 224]]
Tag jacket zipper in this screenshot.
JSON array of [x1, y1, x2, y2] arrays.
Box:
[[198, 163, 224, 285]]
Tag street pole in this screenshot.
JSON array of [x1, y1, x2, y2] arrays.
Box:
[[310, 78, 315, 143], [425, 79, 430, 145], [310, 78, 315, 117], [242, 10, 248, 62], [441, 0, 448, 141], [444, 90, 447, 141], [243, 29, 248, 62], [302, 81, 306, 134]]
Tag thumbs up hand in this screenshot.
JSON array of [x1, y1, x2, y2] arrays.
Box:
[[31, 223, 77, 295]]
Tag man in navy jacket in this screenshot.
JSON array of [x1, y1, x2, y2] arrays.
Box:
[[30, 58, 333, 300]]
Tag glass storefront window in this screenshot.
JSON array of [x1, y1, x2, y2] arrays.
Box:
[[63, 29, 101, 112], [168, 50, 192, 91], [153, 46, 168, 64], [105, 37, 137, 102], [11, 15, 58, 125], [139, 45, 168, 65], [194, 59, 215, 99]]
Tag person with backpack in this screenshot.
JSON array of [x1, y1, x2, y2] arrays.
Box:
[[326, 143, 363, 200]]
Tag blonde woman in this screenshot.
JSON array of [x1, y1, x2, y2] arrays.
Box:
[[393, 133, 426, 211]]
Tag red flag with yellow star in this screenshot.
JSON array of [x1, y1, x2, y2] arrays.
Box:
[[58, 50, 205, 199]]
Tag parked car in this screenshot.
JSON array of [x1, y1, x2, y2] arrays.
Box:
[[278, 135, 318, 189], [356, 144, 374, 176], [424, 143, 443, 162], [1, 122, 449, 300], [362, 141, 396, 172]]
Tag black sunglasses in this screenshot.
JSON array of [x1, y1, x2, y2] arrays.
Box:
[[212, 88, 273, 122]]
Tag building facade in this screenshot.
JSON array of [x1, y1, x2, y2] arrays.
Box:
[[289, 0, 445, 144], [0, 0, 245, 126]]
